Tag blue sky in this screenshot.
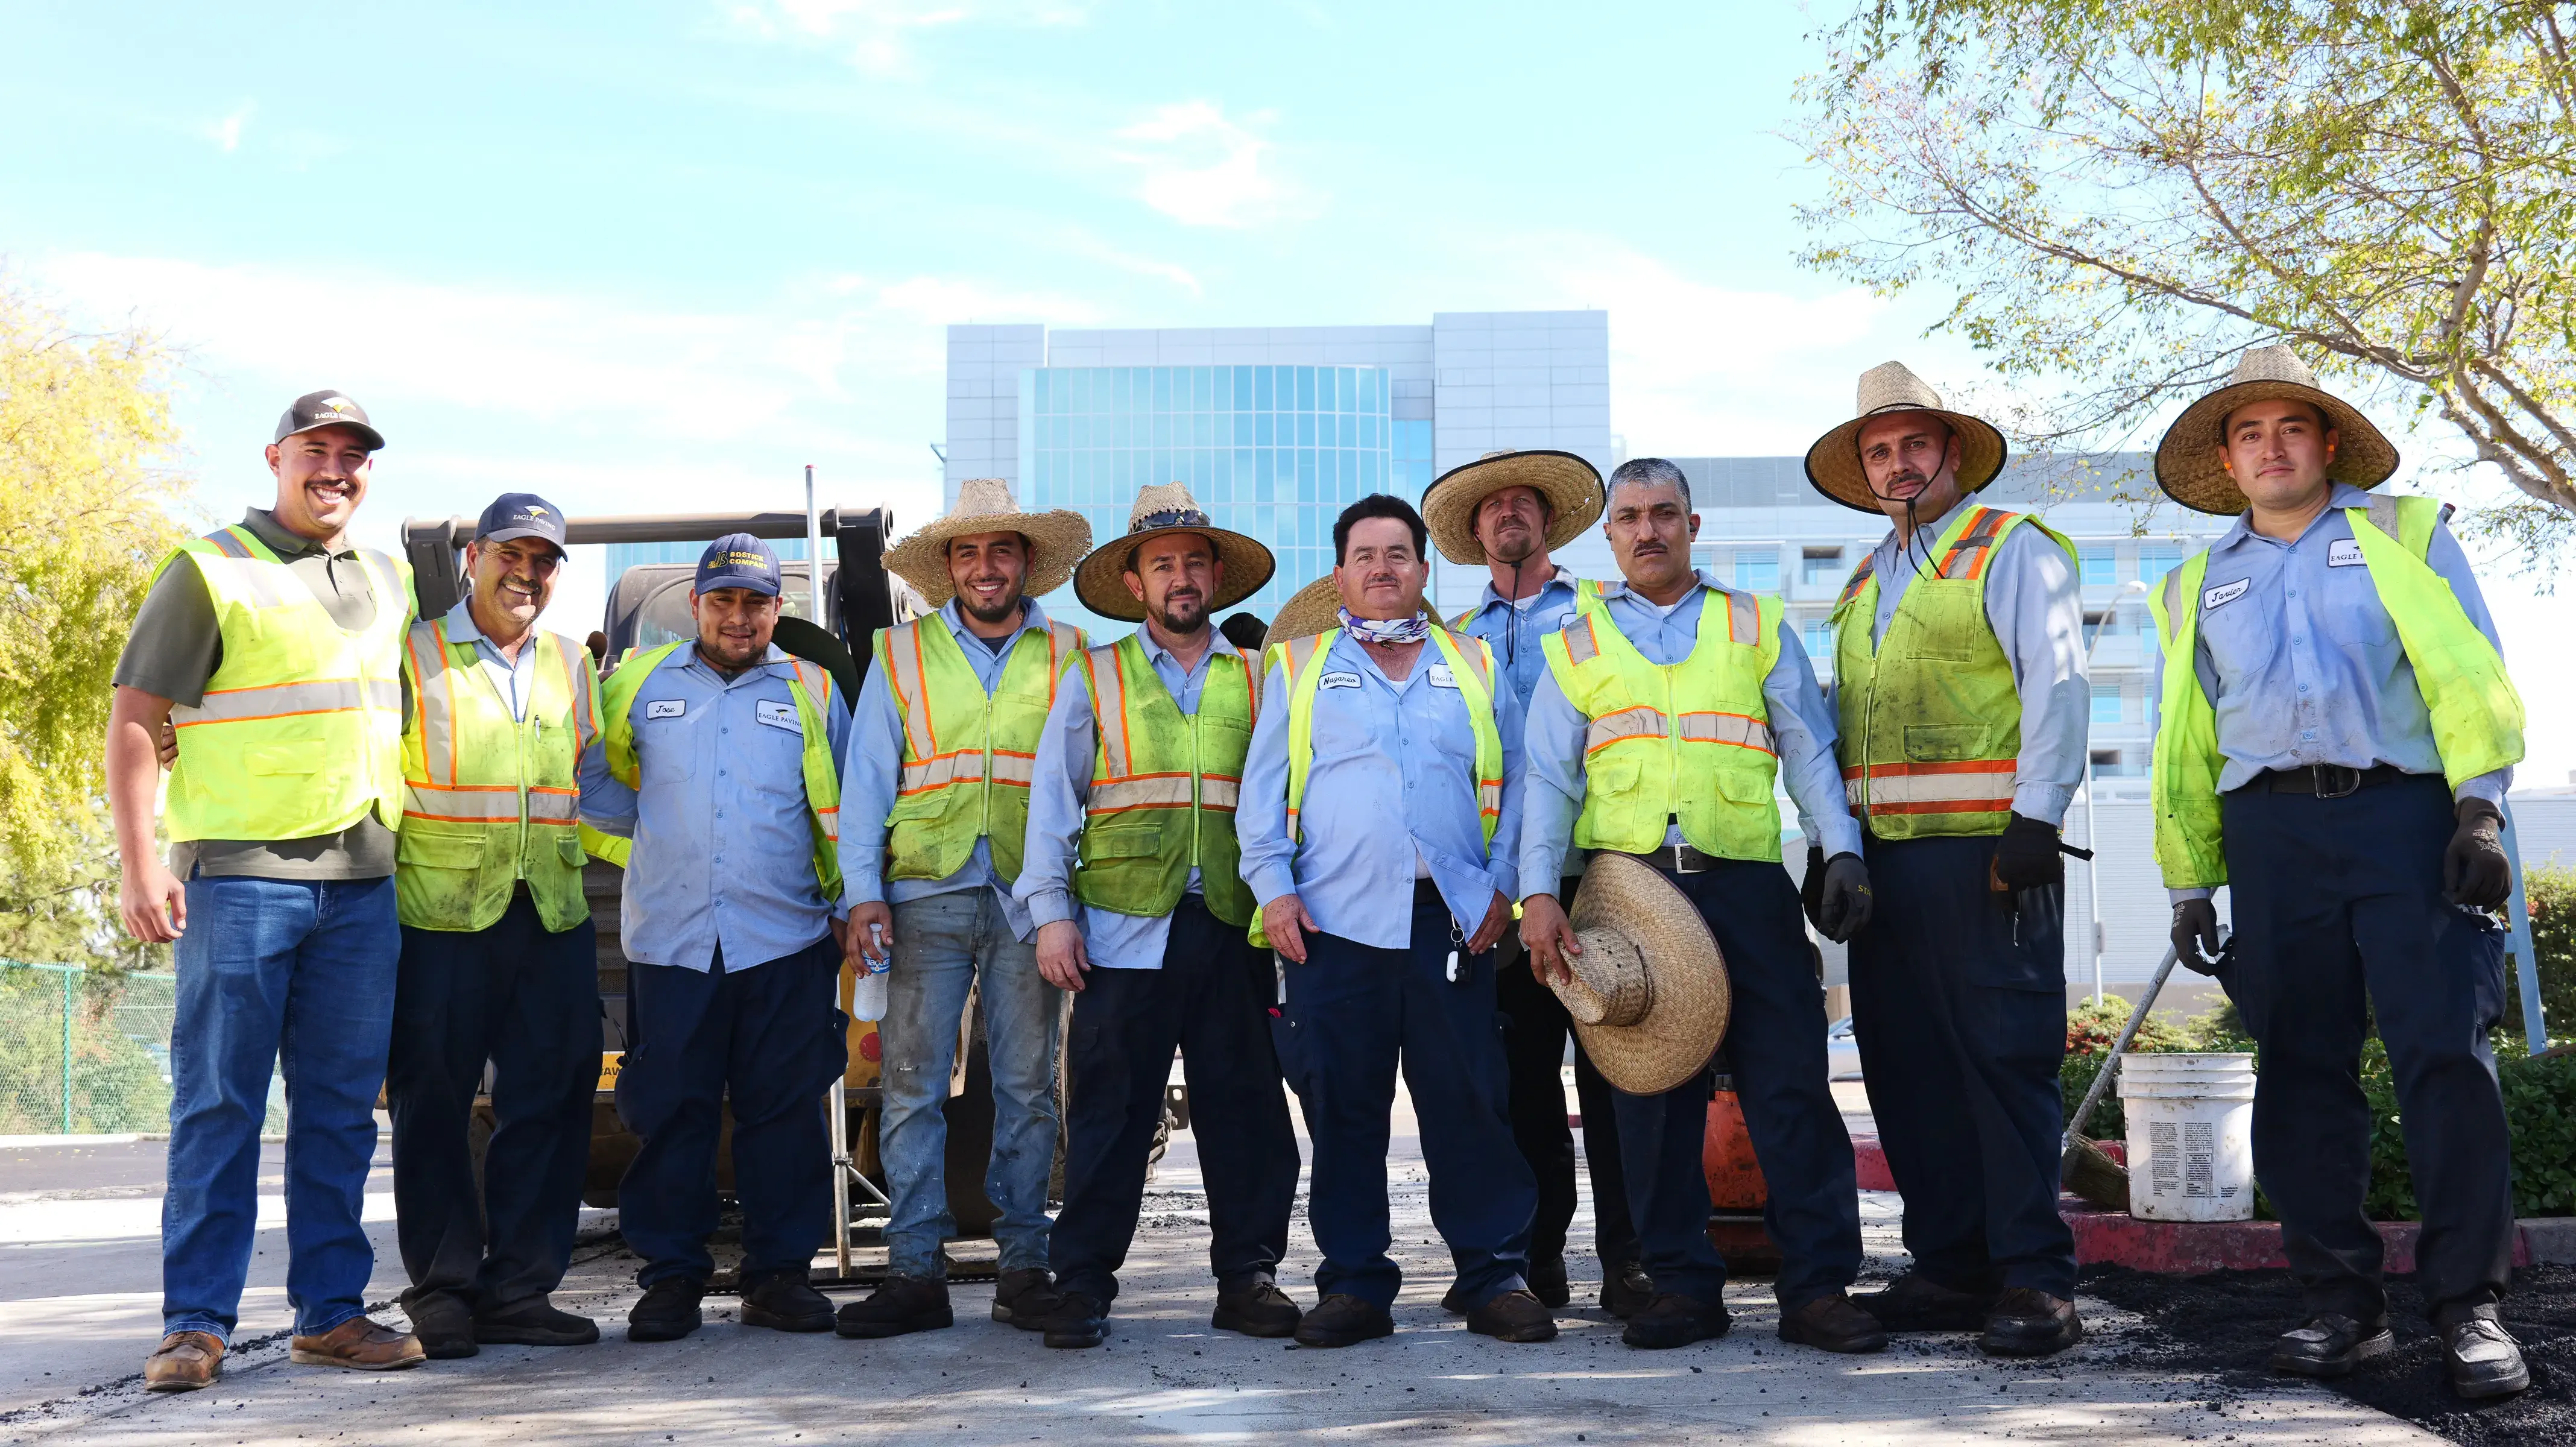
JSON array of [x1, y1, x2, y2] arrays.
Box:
[[6, 0, 2569, 784]]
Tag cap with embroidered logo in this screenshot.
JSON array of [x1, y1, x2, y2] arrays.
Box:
[[475, 492, 567, 554], [695, 533, 782, 598], [273, 390, 384, 452]]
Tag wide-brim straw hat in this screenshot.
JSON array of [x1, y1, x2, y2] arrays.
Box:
[[1421, 450, 1606, 566], [882, 478, 1093, 607], [1258, 575, 1436, 657], [1072, 484, 1277, 622], [2152, 345, 2399, 515], [1802, 361, 2009, 514], [1552, 853, 1731, 1095]]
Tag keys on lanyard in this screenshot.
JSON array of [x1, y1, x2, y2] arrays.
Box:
[[1445, 919, 1466, 985]]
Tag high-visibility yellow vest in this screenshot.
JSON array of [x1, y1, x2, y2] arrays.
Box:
[[874, 615, 1086, 885], [1541, 587, 1785, 862], [600, 642, 845, 900], [1831, 504, 2074, 839], [1250, 626, 1504, 947], [1073, 634, 1258, 927], [159, 525, 411, 843], [1449, 576, 1610, 631], [2148, 494, 2525, 888], [396, 619, 598, 933]]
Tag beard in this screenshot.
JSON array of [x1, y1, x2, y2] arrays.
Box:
[[958, 585, 1023, 626], [1152, 590, 1208, 636]]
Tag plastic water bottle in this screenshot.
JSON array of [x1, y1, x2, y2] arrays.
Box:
[[853, 924, 890, 1022]]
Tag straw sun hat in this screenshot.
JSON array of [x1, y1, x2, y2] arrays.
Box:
[[1420, 449, 1606, 566], [1257, 574, 1438, 657], [1071, 484, 1277, 622], [882, 478, 1093, 608], [2151, 345, 2399, 515], [1550, 853, 1731, 1096], [1802, 361, 2009, 514]]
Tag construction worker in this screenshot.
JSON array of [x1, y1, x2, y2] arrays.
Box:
[[383, 494, 607, 1358], [1013, 485, 1301, 1349], [1421, 449, 1643, 1318], [835, 479, 1091, 1340], [107, 392, 425, 1389], [1239, 494, 1553, 1350], [576, 534, 854, 1343], [1520, 458, 1885, 1355], [1804, 364, 2090, 1356], [2149, 347, 2528, 1399]]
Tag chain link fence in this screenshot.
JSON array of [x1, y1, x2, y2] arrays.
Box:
[[0, 961, 191, 1135]]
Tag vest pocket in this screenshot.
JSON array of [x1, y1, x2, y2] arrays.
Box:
[[556, 834, 587, 867], [1080, 825, 1162, 863], [1903, 723, 1986, 762], [398, 827, 489, 869], [1711, 767, 1773, 805]]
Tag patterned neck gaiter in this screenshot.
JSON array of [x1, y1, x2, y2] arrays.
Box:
[[1337, 607, 1432, 645]]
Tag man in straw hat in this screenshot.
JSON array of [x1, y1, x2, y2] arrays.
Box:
[[1802, 362, 2092, 1357], [1422, 449, 1642, 1317], [1009, 485, 1301, 1349], [2147, 345, 2527, 1398], [1520, 457, 1884, 1354], [1238, 494, 1554, 1349], [834, 479, 1091, 1340]]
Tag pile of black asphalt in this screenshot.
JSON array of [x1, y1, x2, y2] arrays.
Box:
[[2079, 1262, 2576, 1446]]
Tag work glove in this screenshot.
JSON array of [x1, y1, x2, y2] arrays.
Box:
[[1800, 845, 1828, 933], [2445, 797, 2511, 909], [1814, 852, 1874, 944], [1992, 812, 2065, 891], [2171, 898, 2223, 974]]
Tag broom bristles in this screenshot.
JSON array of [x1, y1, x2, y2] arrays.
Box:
[[2060, 1133, 2130, 1212]]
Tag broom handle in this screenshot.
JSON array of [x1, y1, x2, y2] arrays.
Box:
[[2063, 944, 2180, 1147]]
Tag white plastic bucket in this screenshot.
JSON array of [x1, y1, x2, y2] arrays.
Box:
[[2117, 1051, 2258, 1222]]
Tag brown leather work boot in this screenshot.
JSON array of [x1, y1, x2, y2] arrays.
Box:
[[288, 1317, 428, 1371], [1778, 1291, 1889, 1354], [144, 1331, 225, 1392]]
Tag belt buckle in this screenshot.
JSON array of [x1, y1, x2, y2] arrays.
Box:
[[2313, 764, 2363, 799], [1666, 845, 1706, 875]]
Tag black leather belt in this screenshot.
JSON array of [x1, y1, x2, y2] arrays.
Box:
[[1613, 843, 1719, 875], [2239, 763, 2410, 798], [1413, 878, 1445, 905]]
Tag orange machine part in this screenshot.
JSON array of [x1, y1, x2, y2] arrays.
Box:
[[1702, 1088, 1769, 1212]]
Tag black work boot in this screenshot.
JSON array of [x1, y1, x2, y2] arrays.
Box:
[[1035, 1291, 1109, 1349], [1211, 1278, 1302, 1338], [2268, 1313, 2394, 1378], [403, 1291, 478, 1360], [1527, 1254, 1571, 1309], [628, 1278, 707, 1343], [835, 1274, 953, 1339], [1466, 1289, 1558, 1343], [1852, 1272, 1994, 1333], [1601, 1259, 1654, 1320], [992, 1267, 1065, 1329], [1621, 1292, 1731, 1349], [2441, 1315, 2530, 1400], [475, 1296, 600, 1347], [740, 1267, 835, 1332], [1293, 1293, 1394, 1348], [1778, 1292, 1888, 1354], [1979, 1288, 2082, 1357]]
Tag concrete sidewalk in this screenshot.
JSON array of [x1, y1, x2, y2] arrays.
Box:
[[0, 1089, 2434, 1446]]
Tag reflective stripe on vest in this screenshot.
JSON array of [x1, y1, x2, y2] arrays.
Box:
[[162, 527, 412, 843], [873, 615, 1085, 884], [2147, 496, 2524, 889], [1076, 634, 1259, 925]]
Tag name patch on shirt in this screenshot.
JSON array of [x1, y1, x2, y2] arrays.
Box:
[[2328, 538, 2367, 568], [645, 699, 686, 720], [754, 699, 803, 733], [1318, 671, 1363, 690], [1426, 664, 1459, 689], [2202, 579, 2251, 612]]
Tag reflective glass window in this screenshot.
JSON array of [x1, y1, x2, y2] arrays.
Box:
[[2080, 545, 2118, 586], [1734, 549, 1781, 592]]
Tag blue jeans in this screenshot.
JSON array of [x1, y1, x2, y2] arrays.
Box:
[[163, 873, 400, 1341], [878, 889, 1061, 1279]]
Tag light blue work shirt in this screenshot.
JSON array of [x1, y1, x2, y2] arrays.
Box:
[[1238, 628, 1526, 950], [438, 599, 540, 722], [1451, 566, 1591, 709], [1521, 571, 1863, 892], [577, 642, 853, 973], [2156, 484, 2511, 903], [839, 598, 1066, 942], [1828, 517, 2091, 827], [1015, 628, 1240, 970]]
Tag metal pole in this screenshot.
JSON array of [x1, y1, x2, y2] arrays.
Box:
[[2065, 945, 2182, 1146], [2501, 802, 2548, 1055], [829, 1077, 852, 1276], [61, 966, 75, 1135], [804, 465, 826, 626], [2082, 763, 2103, 1008]]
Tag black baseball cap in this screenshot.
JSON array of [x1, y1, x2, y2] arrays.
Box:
[[475, 493, 567, 555], [696, 533, 782, 598], [274, 389, 385, 452]]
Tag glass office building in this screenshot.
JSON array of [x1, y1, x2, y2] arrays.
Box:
[[1018, 363, 1401, 626]]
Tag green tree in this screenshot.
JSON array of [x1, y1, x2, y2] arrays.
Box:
[[0, 274, 192, 966], [1795, 2, 2576, 562]]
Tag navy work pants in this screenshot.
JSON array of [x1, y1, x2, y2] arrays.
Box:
[[2222, 774, 2514, 1324], [1620, 859, 1861, 1311], [387, 893, 602, 1313], [614, 936, 847, 1288], [1497, 877, 1637, 1271], [1272, 886, 1536, 1311], [1848, 835, 2077, 1298], [1052, 897, 1300, 1306]]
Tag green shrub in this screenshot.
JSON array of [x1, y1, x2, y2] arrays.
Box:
[[2060, 993, 2207, 1140], [2501, 862, 2575, 1047]]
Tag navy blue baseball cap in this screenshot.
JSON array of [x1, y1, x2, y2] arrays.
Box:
[[696, 533, 783, 597], [475, 492, 567, 554]]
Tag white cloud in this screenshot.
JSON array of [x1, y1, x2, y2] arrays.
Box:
[[1114, 101, 1292, 229], [203, 104, 252, 153], [723, 0, 1088, 74]]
